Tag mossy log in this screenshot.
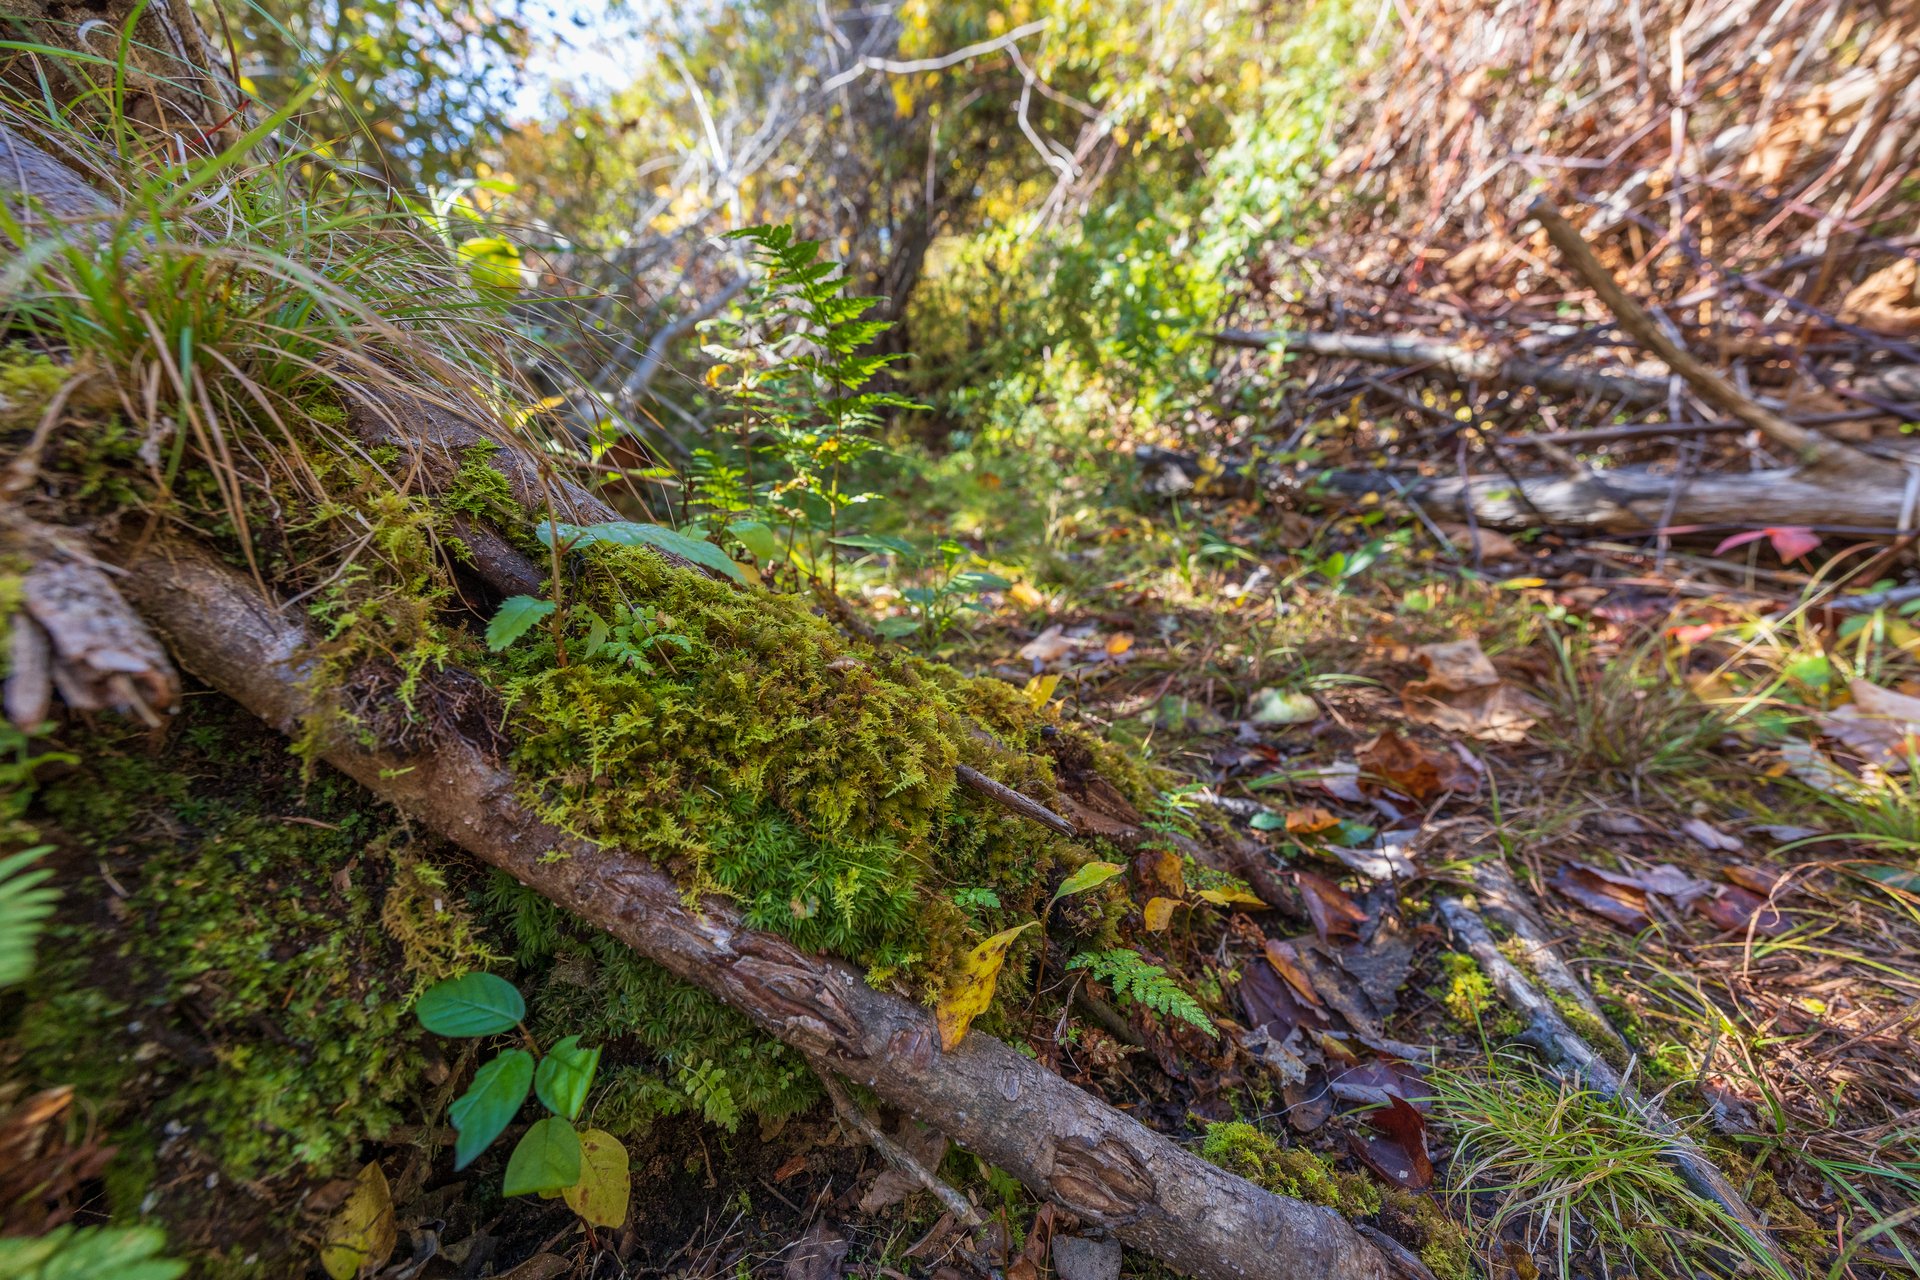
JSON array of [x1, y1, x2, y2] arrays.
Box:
[[119, 540, 1398, 1280]]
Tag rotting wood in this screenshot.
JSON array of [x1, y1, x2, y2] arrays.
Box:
[[120, 539, 1399, 1280], [1212, 327, 1670, 405]]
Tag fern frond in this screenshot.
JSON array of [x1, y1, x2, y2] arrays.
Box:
[[1067, 948, 1214, 1037], [0, 845, 59, 989]]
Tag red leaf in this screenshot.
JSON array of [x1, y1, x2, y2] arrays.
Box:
[[1768, 527, 1822, 562], [1294, 870, 1370, 944], [1349, 1096, 1433, 1191], [1714, 527, 1821, 563], [1550, 865, 1652, 931]]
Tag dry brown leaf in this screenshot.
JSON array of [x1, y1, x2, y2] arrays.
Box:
[[1017, 625, 1075, 665], [1818, 679, 1920, 771], [1132, 847, 1187, 900], [1294, 870, 1369, 944], [1694, 886, 1792, 937], [1284, 806, 1340, 834], [1839, 258, 1920, 336], [1401, 638, 1542, 743], [1262, 938, 1325, 1009], [1358, 729, 1480, 799], [1550, 865, 1652, 932]]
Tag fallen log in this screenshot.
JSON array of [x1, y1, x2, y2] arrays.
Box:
[[1213, 328, 1670, 406], [1313, 464, 1914, 535], [1434, 894, 1789, 1272], [120, 539, 1400, 1280]]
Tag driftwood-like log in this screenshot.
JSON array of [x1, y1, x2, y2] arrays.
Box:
[[121, 540, 1397, 1280], [1318, 464, 1911, 535], [1213, 328, 1669, 406]]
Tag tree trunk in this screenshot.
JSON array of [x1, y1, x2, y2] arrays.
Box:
[[120, 541, 1398, 1280]]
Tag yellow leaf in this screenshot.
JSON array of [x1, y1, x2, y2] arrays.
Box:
[[1022, 672, 1060, 710], [562, 1128, 631, 1228], [1105, 632, 1134, 657], [1009, 581, 1045, 610], [1143, 896, 1180, 931], [935, 921, 1039, 1050], [1498, 577, 1547, 590], [1195, 886, 1265, 908], [319, 1162, 395, 1280], [704, 363, 731, 388]]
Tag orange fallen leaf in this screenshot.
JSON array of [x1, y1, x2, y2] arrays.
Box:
[[1105, 632, 1135, 657], [1285, 806, 1340, 834], [1358, 729, 1479, 799], [1262, 939, 1324, 1009]]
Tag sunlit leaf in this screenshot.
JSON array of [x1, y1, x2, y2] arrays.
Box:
[[1050, 860, 1124, 904], [1143, 896, 1180, 931], [935, 921, 1039, 1050]]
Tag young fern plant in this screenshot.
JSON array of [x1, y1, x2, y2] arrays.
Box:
[[702, 225, 922, 589], [1067, 948, 1215, 1037]]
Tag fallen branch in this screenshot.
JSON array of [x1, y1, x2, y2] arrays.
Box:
[[1528, 198, 1883, 478], [1212, 328, 1669, 405], [121, 540, 1399, 1280], [1434, 893, 1787, 1271], [1315, 464, 1912, 535]]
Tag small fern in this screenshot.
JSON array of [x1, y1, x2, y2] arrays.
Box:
[[1067, 948, 1214, 1036], [0, 846, 58, 989], [678, 1059, 741, 1131]]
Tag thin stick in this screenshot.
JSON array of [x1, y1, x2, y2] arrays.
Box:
[[818, 1072, 984, 1228], [954, 762, 1078, 837]]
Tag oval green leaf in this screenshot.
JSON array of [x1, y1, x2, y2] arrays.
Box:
[[562, 1128, 630, 1228], [449, 1049, 533, 1170], [541, 520, 745, 584], [1051, 860, 1125, 904], [503, 1117, 582, 1197], [727, 519, 781, 563], [484, 596, 555, 652], [533, 1035, 600, 1121], [415, 972, 525, 1037]]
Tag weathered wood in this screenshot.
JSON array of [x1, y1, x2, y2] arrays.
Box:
[[1435, 894, 1787, 1270], [122, 540, 1397, 1280], [1317, 464, 1911, 535]]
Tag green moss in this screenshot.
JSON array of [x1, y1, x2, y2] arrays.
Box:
[[0, 347, 69, 428], [1199, 1122, 1380, 1216], [491, 543, 1070, 990], [16, 710, 431, 1183], [1437, 951, 1520, 1038], [1378, 1189, 1473, 1280]]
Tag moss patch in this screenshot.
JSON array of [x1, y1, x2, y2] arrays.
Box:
[[1198, 1121, 1380, 1216]]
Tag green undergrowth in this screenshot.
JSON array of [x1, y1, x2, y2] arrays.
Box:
[[487, 541, 1091, 990]]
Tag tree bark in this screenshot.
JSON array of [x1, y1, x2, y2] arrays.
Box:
[[119, 540, 1397, 1280]]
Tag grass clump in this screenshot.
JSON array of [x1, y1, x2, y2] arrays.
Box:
[[1432, 1053, 1795, 1279], [1540, 632, 1730, 801]]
